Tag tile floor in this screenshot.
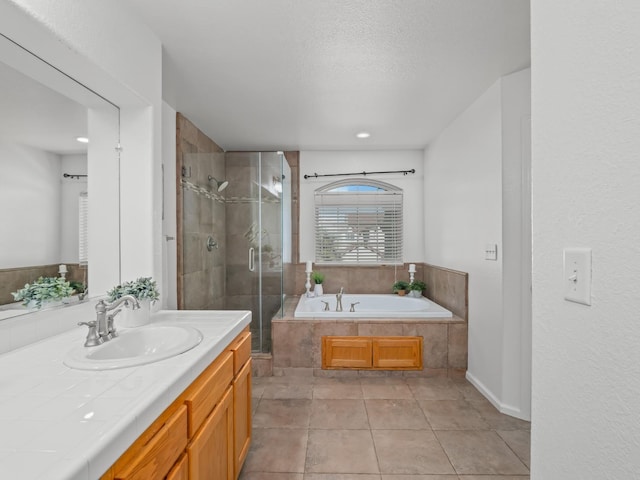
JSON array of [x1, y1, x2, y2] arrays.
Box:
[[239, 374, 531, 479]]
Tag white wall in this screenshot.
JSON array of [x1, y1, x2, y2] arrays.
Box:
[[0, 142, 61, 267], [531, 2, 640, 478], [59, 154, 87, 263], [500, 69, 532, 418], [424, 80, 504, 403], [299, 150, 424, 264], [3, 0, 163, 297], [424, 68, 531, 419]]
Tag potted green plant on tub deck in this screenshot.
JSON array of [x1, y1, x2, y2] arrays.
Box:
[[311, 271, 325, 297], [12, 276, 74, 309], [107, 277, 159, 327], [393, 280, 410, 296], [409, 280, 427, 298]]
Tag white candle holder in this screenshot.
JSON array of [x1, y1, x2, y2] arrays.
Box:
[[305, 267, 313, 297], [408, 263, 416, 285]]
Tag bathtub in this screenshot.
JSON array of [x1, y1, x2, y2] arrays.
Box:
[[294, 294, 452, 319]]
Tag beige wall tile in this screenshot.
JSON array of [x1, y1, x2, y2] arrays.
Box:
[[448, 324, 468, 369], [273, 322, 314, 368]]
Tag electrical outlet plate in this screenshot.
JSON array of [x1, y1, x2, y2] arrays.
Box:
[[563, 248, 592, 305]]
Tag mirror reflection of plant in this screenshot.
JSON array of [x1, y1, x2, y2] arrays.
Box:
[[107, 277, 159, 302], [11, 277, 74, 309], [410, 280, 426, 291], [69, 281, 86, 294]]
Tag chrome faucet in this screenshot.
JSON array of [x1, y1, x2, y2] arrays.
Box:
[[78, 296, 140, 347], [336, 287, 344, 312]]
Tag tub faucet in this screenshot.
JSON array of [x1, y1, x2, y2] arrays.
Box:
[[336, 287, 344, 312]]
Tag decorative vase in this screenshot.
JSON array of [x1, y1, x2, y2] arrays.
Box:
[[397, 289, 407, 296], [314, 283, 324, 297], [119, 298, 151, 328], [409, 290, 421, 298], [27, 298, 67, 310]]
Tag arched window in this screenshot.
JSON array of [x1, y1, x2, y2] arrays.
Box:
[[314, 179, 403, 264]]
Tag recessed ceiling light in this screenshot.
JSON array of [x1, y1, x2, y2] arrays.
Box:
[[356, 132, 370, 139], [76, 137, 89, 144]]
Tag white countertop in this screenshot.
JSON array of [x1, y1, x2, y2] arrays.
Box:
[[0, 309, 251, 480]]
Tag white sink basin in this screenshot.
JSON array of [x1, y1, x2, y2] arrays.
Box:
[[64, 325, 203, 370]]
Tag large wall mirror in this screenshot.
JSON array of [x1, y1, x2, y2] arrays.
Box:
[[0, 33, 121, 321]]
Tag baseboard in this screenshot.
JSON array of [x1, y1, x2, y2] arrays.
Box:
[[465, 370, 530, 421]]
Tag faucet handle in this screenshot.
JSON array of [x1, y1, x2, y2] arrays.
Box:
[[349, 302, 360, 313], [78, 321, 104, 347], [106, 309, 121, 339], [321, 300, 330, 311]]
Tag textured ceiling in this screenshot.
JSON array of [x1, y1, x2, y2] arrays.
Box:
[[119, 0, 530, 151]]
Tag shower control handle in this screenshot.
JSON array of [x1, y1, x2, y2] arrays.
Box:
[[248, 247, 255, 272], [206, 236, 218, 251]]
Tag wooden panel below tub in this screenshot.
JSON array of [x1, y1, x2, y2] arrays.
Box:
[[322, 336, 422, 370]]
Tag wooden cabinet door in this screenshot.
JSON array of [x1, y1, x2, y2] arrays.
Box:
[[188, 387, 234, 480], [322, 337, 372, 369], [166, 453, 188, 480], [372, 337, 422, 369], [233, 358, 252, 476]]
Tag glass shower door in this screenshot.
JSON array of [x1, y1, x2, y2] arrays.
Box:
[[225, 152, 284, 353]]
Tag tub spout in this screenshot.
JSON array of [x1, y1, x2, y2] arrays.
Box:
[[336, 287, 344, 312]]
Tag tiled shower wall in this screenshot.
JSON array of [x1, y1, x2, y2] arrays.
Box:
[[176, 113, 299, 325], [283, 151, 299, 298], [176, 113, 226, 310]]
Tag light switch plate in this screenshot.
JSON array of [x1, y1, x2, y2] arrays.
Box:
[[485, 244, 498, 261], [563, 248, 592, 305]]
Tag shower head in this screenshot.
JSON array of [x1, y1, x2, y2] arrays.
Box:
[[208, 175, 229, 192]]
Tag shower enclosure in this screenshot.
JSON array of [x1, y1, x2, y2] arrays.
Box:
[[179, 150, 291, 353]]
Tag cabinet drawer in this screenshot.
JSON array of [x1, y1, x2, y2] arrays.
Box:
[[114, 404, 188, 480], [230, 331, 251, 375], [185, 351, 233, 437]]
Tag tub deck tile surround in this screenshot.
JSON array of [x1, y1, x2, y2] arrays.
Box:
[[273, 296, 467, 377]]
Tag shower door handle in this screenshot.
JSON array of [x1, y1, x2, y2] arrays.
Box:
[[248, 247, 255, 272]]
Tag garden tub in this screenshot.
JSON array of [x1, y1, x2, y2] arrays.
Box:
[[294, 294, 453, 319]]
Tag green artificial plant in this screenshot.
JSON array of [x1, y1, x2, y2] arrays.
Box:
[[107, 277, 160, 302], [12, 276, 74, 309]]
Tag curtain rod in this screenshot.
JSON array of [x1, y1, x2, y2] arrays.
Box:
[[303, 168, 415, 180], [63, 173, 87, 179]]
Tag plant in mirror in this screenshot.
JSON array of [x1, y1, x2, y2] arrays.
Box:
[[0, 33, 121, 321]]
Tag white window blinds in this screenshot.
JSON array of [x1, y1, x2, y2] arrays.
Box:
[[314, 182, 403, 265]]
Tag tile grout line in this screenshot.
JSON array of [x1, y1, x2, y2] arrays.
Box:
[[361, 379, 384, 476]]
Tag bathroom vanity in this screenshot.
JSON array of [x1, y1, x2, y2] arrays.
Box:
[[0, 309, 251, 480]]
